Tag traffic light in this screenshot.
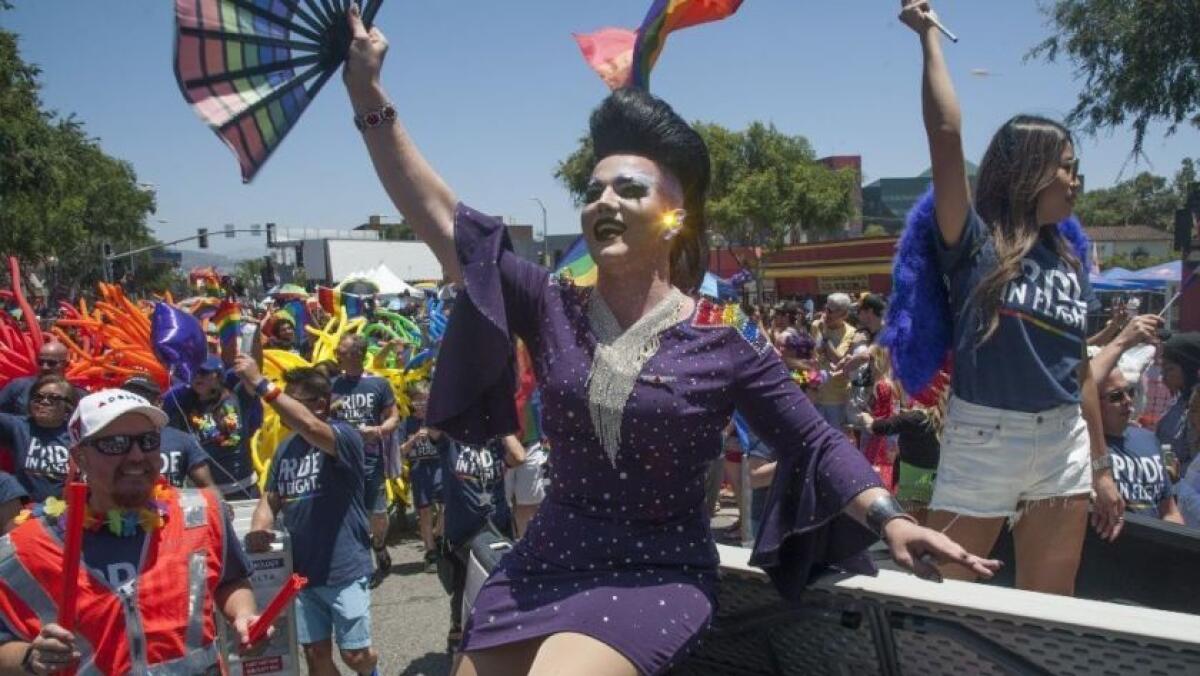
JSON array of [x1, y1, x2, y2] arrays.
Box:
[[102, 242, 113, 258], [198, 228, 209, 249], [261, 256, 277, 288], [266, 222, 276, 246]]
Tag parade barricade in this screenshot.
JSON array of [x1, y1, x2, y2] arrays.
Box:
[[988, 512, 1200, 614], [672, 544, 1200, 675], [220, 499, 302, 676]]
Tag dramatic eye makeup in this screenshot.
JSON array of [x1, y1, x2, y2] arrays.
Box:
[[584, 173, 654, 204]]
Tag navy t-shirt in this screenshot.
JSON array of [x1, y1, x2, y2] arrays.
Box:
[[159, 427, 211, 488], [939, 210, 1097, 412], [0, 507, 252, 644], [0, 377, 35, 415], [438, 435, 511, 548], [164, 385, 258, 490], [0, 471, 28, 505], [1108, 428, 1171, 516], [0, 414, 70, 502], [404, 417, 440, 464], [330, 374, 395, 467], [1155, 393, 1194, 473], [266, 422, 372, 586]]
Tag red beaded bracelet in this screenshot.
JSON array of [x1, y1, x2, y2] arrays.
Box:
[[354, 103, 397, 132], [263, 384, 283, 403]]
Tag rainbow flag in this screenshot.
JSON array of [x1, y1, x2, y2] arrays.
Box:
[[514, 340, 543, 446], [631, 0, 744, 88], [318, 286, 370, 318], [213, 300, 242, 347], [554, 237, 597, 287], [577, 0, 743, 90]]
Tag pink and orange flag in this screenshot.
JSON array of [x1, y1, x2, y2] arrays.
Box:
[[575, 0, 744, 90]]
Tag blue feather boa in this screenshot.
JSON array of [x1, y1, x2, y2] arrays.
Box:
[[880, 188, 1090, 398]]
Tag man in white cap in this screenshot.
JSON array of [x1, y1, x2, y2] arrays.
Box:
[[0, 389, 268, 675]]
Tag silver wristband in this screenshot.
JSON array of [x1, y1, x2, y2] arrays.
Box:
[[865, 493, 916, 539]]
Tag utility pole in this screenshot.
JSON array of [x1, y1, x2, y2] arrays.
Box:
[[531, 197, 549, 268]]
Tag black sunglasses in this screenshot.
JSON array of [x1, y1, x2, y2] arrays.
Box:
[[1063, 157, 1081, 180], [37, 358, 66, 368], [1103, 386, 1136, 404], [30, 393, 68, 405], [86, 431, 162, 456]]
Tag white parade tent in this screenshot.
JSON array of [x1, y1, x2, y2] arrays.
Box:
[[337, 263, 420, 297]]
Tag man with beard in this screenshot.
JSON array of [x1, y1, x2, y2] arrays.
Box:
[[164, 356, 261, 500], [0, 390, 269, 674]]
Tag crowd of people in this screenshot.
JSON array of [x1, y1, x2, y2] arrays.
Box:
[[0, 1, 1197, 674]]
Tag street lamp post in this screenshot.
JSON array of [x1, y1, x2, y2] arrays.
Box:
[[531, 197, 549, 268]]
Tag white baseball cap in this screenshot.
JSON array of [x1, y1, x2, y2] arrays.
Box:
[[68, 389, 169, 447]]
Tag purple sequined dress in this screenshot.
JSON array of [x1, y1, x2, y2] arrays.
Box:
[[427, 205, 883, 675]]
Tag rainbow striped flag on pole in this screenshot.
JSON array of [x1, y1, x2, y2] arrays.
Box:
[[213, 300, 242, 347], [575, 0, 744, 90]]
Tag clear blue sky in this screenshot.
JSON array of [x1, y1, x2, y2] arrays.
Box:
[[6, 1, 1197, 260]]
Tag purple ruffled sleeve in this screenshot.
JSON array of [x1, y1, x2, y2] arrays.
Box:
[[426, 204, 549, 446], [733, 336, 883, 601]]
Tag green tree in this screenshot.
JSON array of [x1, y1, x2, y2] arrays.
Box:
[[382, 219, 415, 241], [862, 224, 889, 237], [1102, 251, 1174, 272], [1, 18, 157, 294], [553, 120, 858, 298], [1029, 0, 1200, 156], [1076, 171, 1177, 229], [233, 257, 268, 293]]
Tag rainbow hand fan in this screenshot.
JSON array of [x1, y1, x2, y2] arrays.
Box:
[[174, 0, 384, 182]]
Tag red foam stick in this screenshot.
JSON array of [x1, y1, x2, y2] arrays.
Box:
[[245, 574, 307, 645], [58, 482, 88, 631], [7, 257, 43, 352]]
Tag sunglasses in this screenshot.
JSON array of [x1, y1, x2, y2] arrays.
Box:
[[37, 359, 66, 368], [86, 431, 162, 456], [1063, 157, 1081, 180], [30, 393, 68, 405], [1103, 386, 1136, 404]]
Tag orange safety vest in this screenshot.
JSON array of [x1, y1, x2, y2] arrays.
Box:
[[0, 488, 227, 675]]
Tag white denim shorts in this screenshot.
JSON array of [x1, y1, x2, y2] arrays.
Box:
[[930, 396, 1092, 519], [504, 443, 548, 506]]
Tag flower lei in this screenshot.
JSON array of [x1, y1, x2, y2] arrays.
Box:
[[13, 484, 173, 537]]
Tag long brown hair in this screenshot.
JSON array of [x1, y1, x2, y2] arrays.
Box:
[[971, 115, 1079, 342]]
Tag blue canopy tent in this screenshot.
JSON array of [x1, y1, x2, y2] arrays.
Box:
[[1090, 274, 1148, 292], [1126, 261, 1181, 284], [1101, 267, 1135, 279]]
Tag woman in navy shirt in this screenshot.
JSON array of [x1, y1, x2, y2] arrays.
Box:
[[0, 374, 76, 502], [901, 0, 1123, 596]]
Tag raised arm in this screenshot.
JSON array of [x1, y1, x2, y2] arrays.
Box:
[[900, 1, 970, 246], [1089, 315, 1162, 384], [343, 4, 461, 282]]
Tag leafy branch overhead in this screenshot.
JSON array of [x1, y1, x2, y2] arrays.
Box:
[[1029, 0, 1200, 157]]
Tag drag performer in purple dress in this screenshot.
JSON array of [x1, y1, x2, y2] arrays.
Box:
[[341, 7, 997, 675]]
